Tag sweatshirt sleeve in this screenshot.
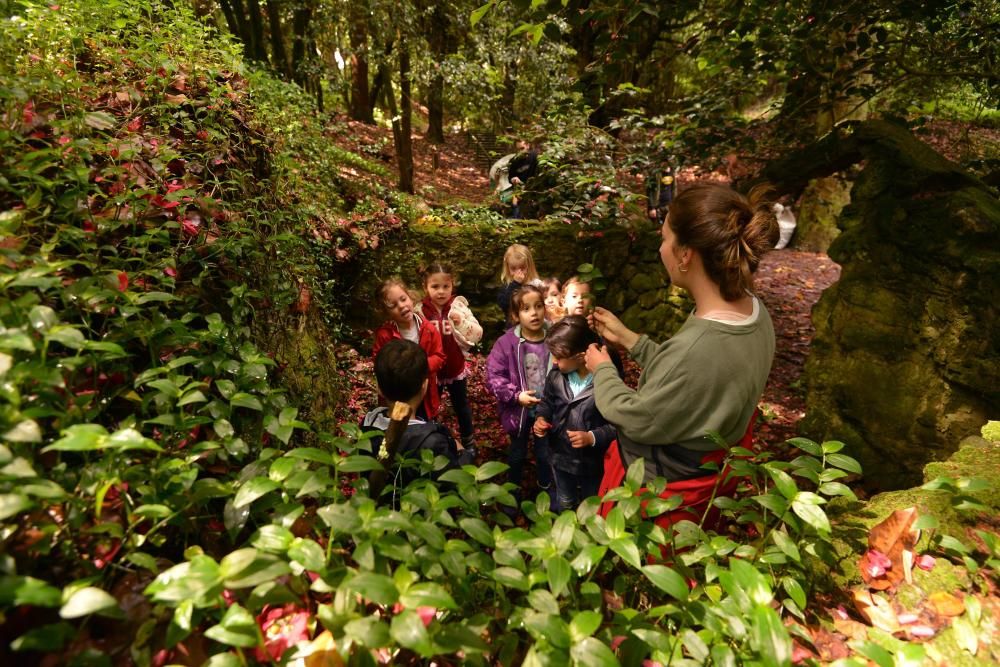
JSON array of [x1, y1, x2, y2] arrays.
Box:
[[372, 325, 392, 359], [593, 353, 685, 445], [535, 371, 558, 421], [486, 340, 518, 406], [627, 334, 661, 369], [422, 322, 446, 375], [590, 422, 617, 453]]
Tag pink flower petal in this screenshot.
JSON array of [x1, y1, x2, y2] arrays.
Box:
[[610, 635, 626, 650], [417, 606, 436, 627], [908, 625, 935, 638], [916, 554, 935, 571], [897, 613, 920, 624]]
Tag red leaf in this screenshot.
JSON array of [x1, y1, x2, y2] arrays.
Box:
[[117, 271, 129, 292], [127, 116, 142, 132], [57, 135, 71, 145], [196, 129, 209, 141], [164, 267, 178, 278], [22, 101, 35, 124]]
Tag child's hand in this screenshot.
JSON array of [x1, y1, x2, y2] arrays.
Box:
[[449, 310, 463, 325], [512, 267, 527, 283], [517, 390, 540, 407], [567, 430, 595, 448], [533, 416, 551, 437]]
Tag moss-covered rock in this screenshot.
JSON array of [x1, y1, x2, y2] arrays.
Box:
[[823, 430, 1000, 591], [793, 175, 850, 252], [798, 121, 1000, 490]]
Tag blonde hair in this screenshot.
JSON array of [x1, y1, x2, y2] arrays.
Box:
[[561, 275, 588, 296], [500, 244, 539, 284], [376, 277, 412, 316]]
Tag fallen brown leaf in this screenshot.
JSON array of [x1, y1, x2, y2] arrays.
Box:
[[926, 591, 965, 617], [862, 506, 920, 590], [852, 588, 900, 632]]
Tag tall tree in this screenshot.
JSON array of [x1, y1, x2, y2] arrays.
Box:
[[264, 0, 292, 78], [348, 1, 374, 123]]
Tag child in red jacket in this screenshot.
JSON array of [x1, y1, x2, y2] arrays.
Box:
[[421, 262, 483, 452], [372, 277, 446, 420]]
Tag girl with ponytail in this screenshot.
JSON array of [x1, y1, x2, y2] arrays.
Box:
[[584, 182, 779, 529]]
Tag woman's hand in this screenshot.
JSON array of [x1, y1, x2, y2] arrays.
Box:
[[584, 343, 612, 373], [533, 416, 551, 437], [567, 430, 595, 448], [518, 390, 540, 407], [590, 307, 640, 350]]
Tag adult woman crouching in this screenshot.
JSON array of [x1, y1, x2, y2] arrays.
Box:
[[585, 182, 779, 526]]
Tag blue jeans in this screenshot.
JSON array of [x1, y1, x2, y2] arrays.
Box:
[[441, 378, 474, 444], [508, 429, 553, 491], [552, 468, 602, 512]]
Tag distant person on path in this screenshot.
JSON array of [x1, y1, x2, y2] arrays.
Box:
[[491, 139, 540, 219], [420, 262, 483, 454], [646, 158, 677, 225], [497, 243, 540, 324], [533, 316, 616, 511], [585, 182, 779, 529]]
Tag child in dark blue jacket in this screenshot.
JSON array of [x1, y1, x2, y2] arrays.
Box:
[[532, 316, 617, 511]]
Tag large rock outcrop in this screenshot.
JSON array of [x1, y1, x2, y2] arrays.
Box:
[[768, 120, 1000, 489]]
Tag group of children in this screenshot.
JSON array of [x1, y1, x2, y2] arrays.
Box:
[[362, 244, 617, 513]]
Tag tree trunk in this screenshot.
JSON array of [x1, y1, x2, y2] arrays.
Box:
[[291, 4, 313, 85], [369, 39, 394, 120], [397, 41, 414, 193], [426, 73, 444, 143], [348, 4, 373, 123], [220, 0, 253, 61], [264, 0, 291, 78], [245, 0, 269, 63]]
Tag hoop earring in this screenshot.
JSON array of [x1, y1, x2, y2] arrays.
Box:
[[679, 264, 689, 273]]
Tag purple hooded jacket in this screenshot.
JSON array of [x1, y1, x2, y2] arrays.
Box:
[[486, 324, 550, 436]]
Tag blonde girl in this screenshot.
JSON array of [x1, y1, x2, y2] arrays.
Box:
[[497, 243, 540, 322]]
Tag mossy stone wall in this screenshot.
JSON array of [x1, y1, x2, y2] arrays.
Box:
[[799, 122, 1000, 490], [793, 175, 851, 252], [341, 218, 690, 348]]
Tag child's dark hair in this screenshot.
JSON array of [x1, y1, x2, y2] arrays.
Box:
[[421, 261, 456, 286], [546, 315, 599, 358], [374, 339, 428, 402], [509, 283, 544, 320]]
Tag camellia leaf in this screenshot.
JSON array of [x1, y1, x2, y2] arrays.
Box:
[[642, 565, 688, 600], [390, 610, 433, 656], [749, 604, 791, 667], [204, 604, 259, 648], [345, 573, 398, 606], [233, 477, 280, 509], [569, 636, 618, 667], [60, 586, 121, 619], [399, 582, 457, 610], [546, 555, 571, 597]]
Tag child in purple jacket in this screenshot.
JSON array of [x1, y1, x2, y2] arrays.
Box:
[[486, 284, 554, 513]]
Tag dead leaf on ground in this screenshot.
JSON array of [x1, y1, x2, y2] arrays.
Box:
[[861, 506, 920, 590], [852, 588, 900, 632], [809, 627, 850, 661], [927, 591, 965, 617]]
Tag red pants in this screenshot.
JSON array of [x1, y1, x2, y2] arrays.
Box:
[[597, 417, 755, 531]]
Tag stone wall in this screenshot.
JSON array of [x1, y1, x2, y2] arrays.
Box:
[[340, 218, 690, 348], [797, 122, 1000, 490]]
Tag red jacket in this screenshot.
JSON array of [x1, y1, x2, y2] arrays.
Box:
[[372, 314, 446, 418], [421, 296, 467, 381]]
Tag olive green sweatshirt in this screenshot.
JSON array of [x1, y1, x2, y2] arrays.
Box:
[[593, 298, 775, 482]]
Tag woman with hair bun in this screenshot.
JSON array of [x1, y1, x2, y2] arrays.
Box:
[[585, 182, 779, 527]]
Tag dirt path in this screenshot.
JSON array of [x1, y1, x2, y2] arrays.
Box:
[[754, 249, 841, 448]]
